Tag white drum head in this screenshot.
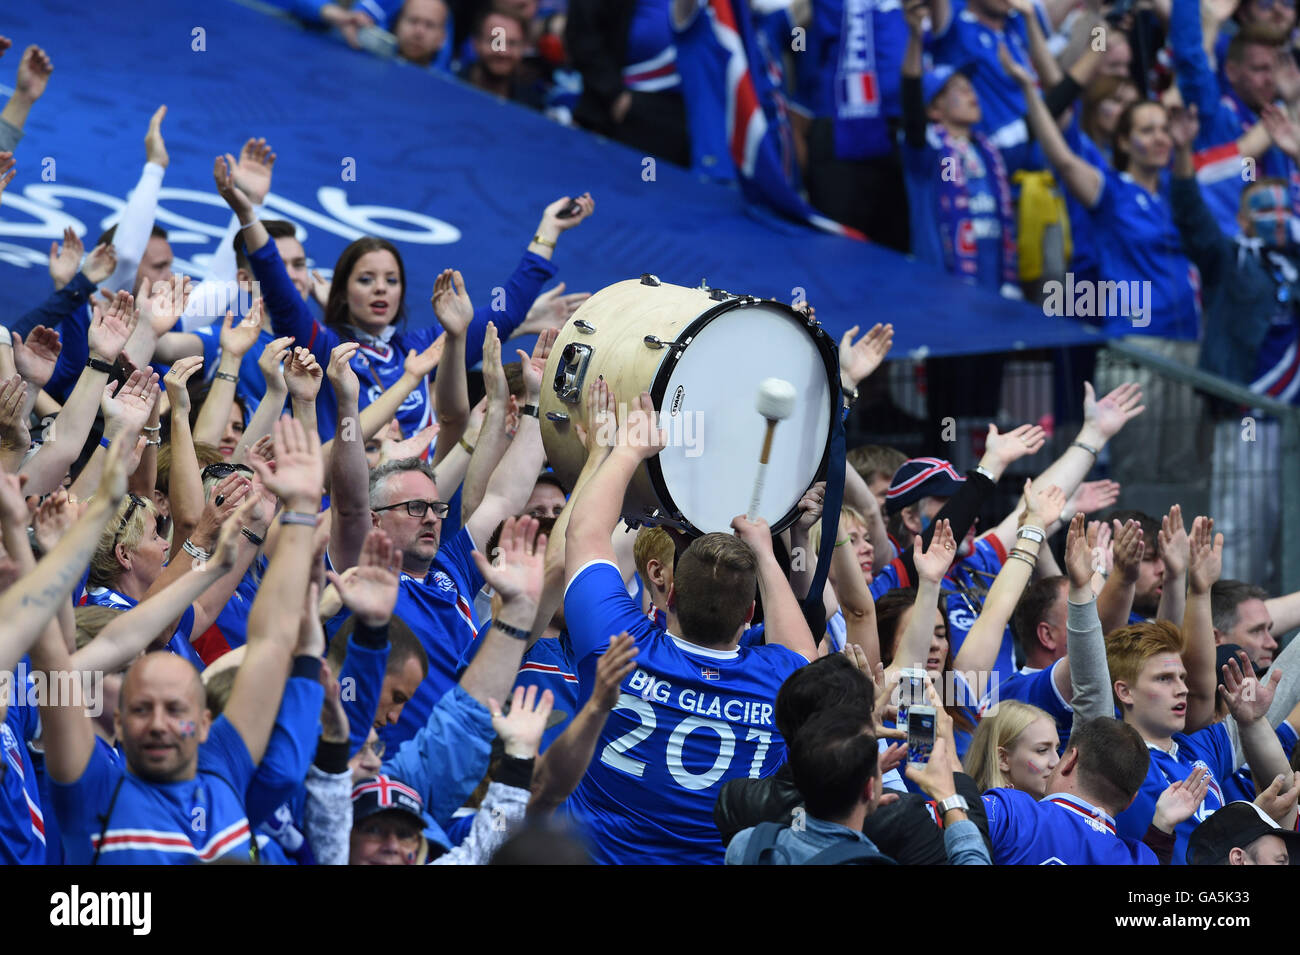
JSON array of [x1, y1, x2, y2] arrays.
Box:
[[654, 303, 833, 534]]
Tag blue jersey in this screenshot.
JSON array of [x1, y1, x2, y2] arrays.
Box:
[[984, 662, 1072, 750], [944, 535, 1016, 679], [927, 0, 1046, 175], [1116, 722, 1233, 866], [1249, 299, 1300, 405], [1221, 721, 1297, 803], [193, 323, 278, 417], [1088, 167, 1201, 341], [984, 788, 1156, 864], [1062, 121, 1108, 288], [51, 715, 258, 864], [562, 559, 807, 864], [624, 0, 681, 93], [375, 528, 485, 752], [0, 689, 46, 864], [672, 1, 739, 182], [81, 586, 204, 671]]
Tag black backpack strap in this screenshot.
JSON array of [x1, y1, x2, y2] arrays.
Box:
[[741, 822, 790, 865], [804, 841, 894, 865], [92, 773, 129, 866]]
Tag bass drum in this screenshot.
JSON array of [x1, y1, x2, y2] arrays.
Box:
[[539, 276, 838, 535]]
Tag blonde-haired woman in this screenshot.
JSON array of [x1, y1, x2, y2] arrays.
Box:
[[964, 701, 1061, 797]]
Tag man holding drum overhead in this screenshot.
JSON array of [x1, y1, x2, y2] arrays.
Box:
[[562, 388, 818, 865]]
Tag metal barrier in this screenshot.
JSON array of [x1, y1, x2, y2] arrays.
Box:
[[848, 342, 1300, 601]]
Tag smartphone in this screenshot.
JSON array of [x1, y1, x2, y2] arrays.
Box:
[[896, 667, 928, 729], [907, 706, 936, 765], [556, 198, 584, 219]]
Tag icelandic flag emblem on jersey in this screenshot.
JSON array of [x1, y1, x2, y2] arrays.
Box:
[[701, 667, 721, 681]]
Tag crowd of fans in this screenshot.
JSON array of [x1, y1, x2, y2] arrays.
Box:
[[0, 0, 1299, 868]]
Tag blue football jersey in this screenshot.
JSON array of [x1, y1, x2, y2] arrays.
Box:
[[983, 662, 1072, 751], [984, 788, 1157, 864], [1115, 723, 1233, 866], [51, 715, 258, 864], [944, 535, 1016, 679], [562, 560, 807, 864], [0, 689, 46, 864]]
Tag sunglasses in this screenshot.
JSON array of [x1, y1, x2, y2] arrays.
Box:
[[111, 493, 149, 549], [202, 463, 254, 481], [373, 499, 449, 519]]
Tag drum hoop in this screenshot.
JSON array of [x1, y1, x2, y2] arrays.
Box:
[[644, 297, 840, 536]]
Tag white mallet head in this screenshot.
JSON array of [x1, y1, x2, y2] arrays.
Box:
[[756, 377, 797, 421]]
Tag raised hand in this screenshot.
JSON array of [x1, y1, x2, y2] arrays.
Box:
[[1021, 478, 1067, 529], [516, 327, 556, 404], [378, 423, 439, 465], [481, 322, 508, 406], [285, 347, 324, 402], [795, 481, 827, 533], [430, 268, 474, 337], [983, 422, 1047, 470], [1261, 104, 1300, 160], [615, 390, 666, 460], [220, 300, 266, 360], [210, 498, 256, 574], [540, 193, 595, 234], [0, 375, 29, 452], [1254, 770, 1300, 827], [488, 684, 555, 759], [403, 338, 442, 381], [1087, 519, 1114, 579], [1063, 513, 1094, 590], [310, 270, 331, 309], [48, 226, 84, 290], [14, 45, 53, 104], [1152, 768, 1210, 833], [213, 153, 253, 217], [730, 514, 775, 557], [12, 325, 61, 388], [258, 333, 295, 395], [913, 518, 957, 584], [138, 272, 192, 337], [1065, 479, 1121, 518], [88, 290, 139, 362], [1221, 650, 1278, 725], [1111, 518, 1144, 584], [232, 137, 276, 206], [32, 489, 78, 555], [591, 633, 639, 712], [1167, 104, 1200, 153], [81, 242, 117, 285], [1082, 381, 1145, 442], [163, 355, 204, 416], [102, 368, 160, 437], [0, 467, 28, 528], [326, 528, 402, 626], [1158, 504, 1190, 579], [1187, 515, 1223, 595], [998, 41, 1035, 88], [904, 0, 929, 34], [839, 322, 895, 388], [145, 105, 169, 168], [470, 515, 547, 614], [326, 341, 361, 404], [517, 281, 590, 336], [573, 374, 616, 458], [97, 435, 130, 505], [248, 414, 324, 510], [0, 151, 13, 205]]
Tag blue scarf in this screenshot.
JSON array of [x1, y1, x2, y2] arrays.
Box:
[[832, 0, 893, 159], [933, 126, 1017, 286]]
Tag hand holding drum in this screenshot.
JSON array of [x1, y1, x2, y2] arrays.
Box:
[[748, 378, 797, 521]]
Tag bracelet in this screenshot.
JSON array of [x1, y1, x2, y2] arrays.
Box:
[[1017, 525, 1046, 544], [1072, 440, 1100, 457], [1009, 545, 1039, 562], [458, 437, 475, 455], [241, 527, 265, 547], [182, 538, 212, 561], [214, 371, 239, 383], [86, 356, 114, 375], [530, 233, 556, 249], [521, 403, 540, 419], [280, 510, 318, 528], [841, 384, 859, 406], [240, 220, 261, 232], [145, 437, 161, 447], [99, 436, 111, 449], [973, 465, 996, 482], [142, 425, 161, 434], [492, 619, 531, 641], [1006, 550, 1037, 569]]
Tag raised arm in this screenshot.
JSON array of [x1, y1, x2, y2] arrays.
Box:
[[955, 481, 1065, 674], [1059, 513, 1114, 719], [1182, 516, 1223, 734], [69, 367, 159, 501], [324, 341, 370, 573], [461, 323, 511, 516], [285, 346, 323, 438], [1156, 504, 1190, 626], [888, 520, 957, 677], [226, 415, 324, 764], [0, 43, 52, 148], [192, 303, 267, 447], [844, 456, 893, 571], [1002, 44, 1103, 206], [1222, 651, 1293, 786], [733, 515, 818, 661], [231, 331, 293, 464], [1097, 518, 1143, 633], [1168, 0, 1220, 122], [102, 107, 168, 294], [161, 357, 205, 555]]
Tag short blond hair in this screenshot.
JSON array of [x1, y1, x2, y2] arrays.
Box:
[[633, 526, 674, 579], [963, 700, 1054, 791], [88, 496, 160, 588], [1105, 620, 1185, 708]]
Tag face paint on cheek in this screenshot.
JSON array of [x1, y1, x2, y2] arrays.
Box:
[[178, 721, 197, 738]]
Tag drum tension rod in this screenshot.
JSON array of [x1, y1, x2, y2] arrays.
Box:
[[545, 411, 569, 422], [574, 319, 595, 333], [639, 273, 661, 286]]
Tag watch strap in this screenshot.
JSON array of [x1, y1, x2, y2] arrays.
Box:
[[87, 355, 115, 374], [937, 793, 970, 815]]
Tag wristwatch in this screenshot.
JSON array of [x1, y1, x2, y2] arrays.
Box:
[[936, 794, 970, 816], [1017, 525, 1046, 544], [520, 403, 540, 419]]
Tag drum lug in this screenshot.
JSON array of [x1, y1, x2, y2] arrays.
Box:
[[573, 319, 595, 334], [643, 335, 666, 350], [639, 273, 661, 286], [709, 288, 729, 301], [552, 342, 593, 404], [545, 411, 569, 422]]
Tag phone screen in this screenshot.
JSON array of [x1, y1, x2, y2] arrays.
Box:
[[907, 708, 936, 764]]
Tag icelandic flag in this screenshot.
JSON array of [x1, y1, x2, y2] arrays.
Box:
[[705, 0, 866, 240], [701, 667, 721, 681]]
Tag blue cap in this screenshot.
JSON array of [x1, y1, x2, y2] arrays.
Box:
[[922, 65, 965, 105]]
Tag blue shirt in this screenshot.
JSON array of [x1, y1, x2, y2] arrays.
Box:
[[672, 1, 739, 181], [928, 0, 1046, 175], [0, 688, 46, 864], [984, 788, 1157, 864], [1115, 722, 1233, 866], [943, 535, 1016, 679], [986, 661, 1072, 750], [1221, 721, 1297, 803], [51, 715, 258, 864], [562, 559, 807, 865], [1089, 167, 1201, 341]]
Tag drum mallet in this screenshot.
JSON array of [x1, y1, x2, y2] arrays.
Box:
[[748, 378, 797, 520]]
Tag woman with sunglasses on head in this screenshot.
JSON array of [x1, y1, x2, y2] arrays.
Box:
[[213, 149, 595, 447]]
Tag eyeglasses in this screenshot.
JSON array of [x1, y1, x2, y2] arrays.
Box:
[[373, 499, 449, 519], [111, 493, 148, 550], [202, 463, 254, 481]]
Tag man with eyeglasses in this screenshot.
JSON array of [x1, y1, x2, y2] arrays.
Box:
[[328, 331, 552, 753]]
